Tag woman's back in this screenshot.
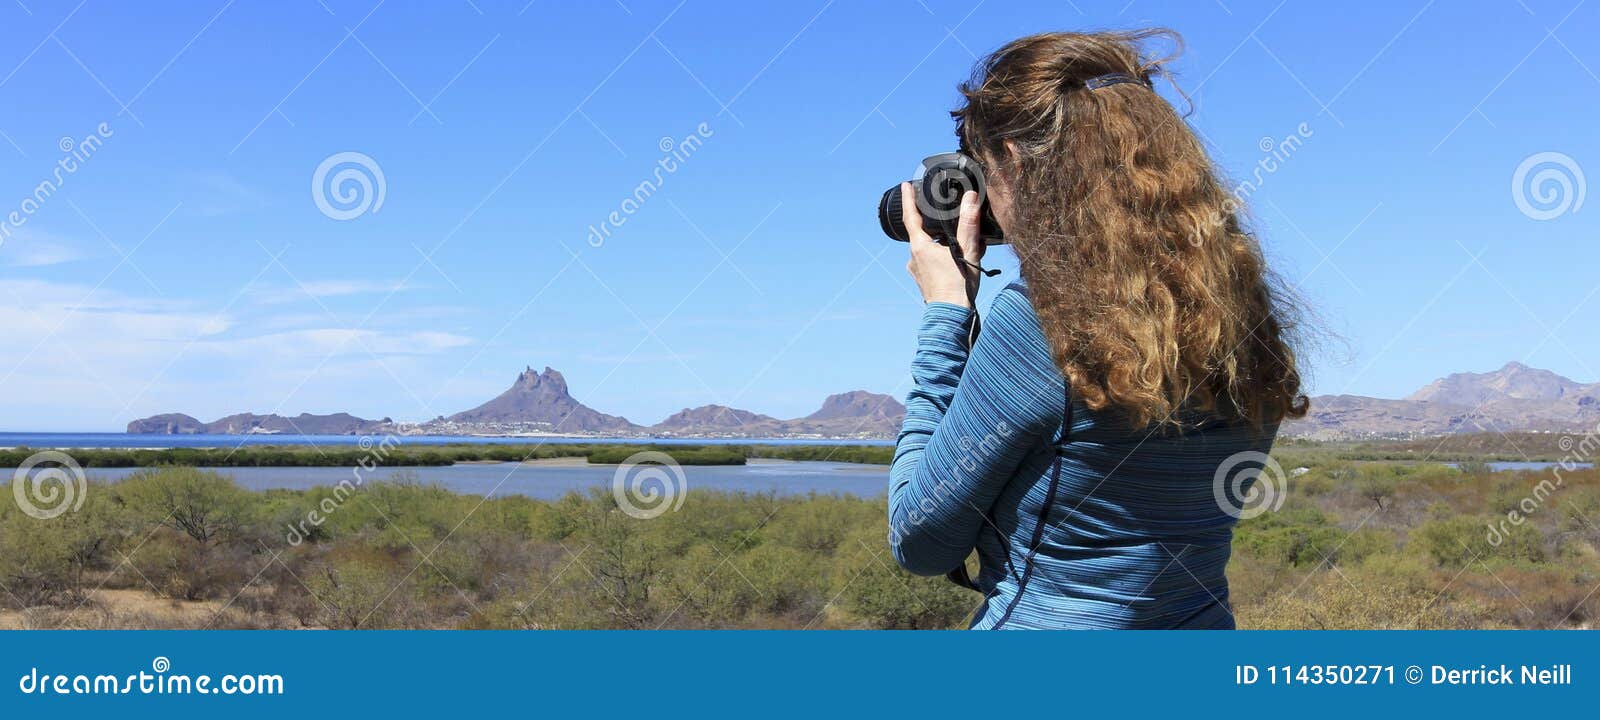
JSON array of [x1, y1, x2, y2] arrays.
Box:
[[891, 283, 1277, 629]]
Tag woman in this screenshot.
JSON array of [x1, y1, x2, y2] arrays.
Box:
[[889, 29, 1308, 629]]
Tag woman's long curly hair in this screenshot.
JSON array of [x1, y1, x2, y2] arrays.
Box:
[[955, 29, 1308, 430]]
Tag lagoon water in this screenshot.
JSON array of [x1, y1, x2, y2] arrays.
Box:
[[77, 460, 891, 499], [7, 433, 1584, 500], [0, 432, 893, 449], [0, 433, 895, 498]]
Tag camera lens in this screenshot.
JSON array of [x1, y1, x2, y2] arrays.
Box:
[[878, 186, 909, 241]]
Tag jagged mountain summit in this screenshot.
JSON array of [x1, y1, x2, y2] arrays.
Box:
[[443, 366, 639, 433]]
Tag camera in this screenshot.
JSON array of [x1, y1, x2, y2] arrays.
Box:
[[878, 152, 1006, 244]]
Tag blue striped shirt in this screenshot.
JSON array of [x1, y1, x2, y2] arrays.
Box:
[[889, 282, 1276, 629]]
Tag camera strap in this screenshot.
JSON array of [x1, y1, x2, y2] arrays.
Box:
[[945, 239, 1001, 278]]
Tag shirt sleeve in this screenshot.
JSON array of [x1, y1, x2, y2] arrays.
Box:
[[888, 287, 1065, 576]]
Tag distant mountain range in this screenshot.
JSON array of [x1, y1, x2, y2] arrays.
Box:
[[126, 361, 1596, 440], [1283, 362, 1600, 439], [127, 366, 906, 439], [126, 412, 392, 435]]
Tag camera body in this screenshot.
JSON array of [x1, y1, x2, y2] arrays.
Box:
[[878, 152, 1006, 245]]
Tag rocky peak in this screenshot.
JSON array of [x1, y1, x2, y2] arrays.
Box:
[[515, 366, 568, 395], [805, 391, 906, 421], [1408, 361, 1580, 405]]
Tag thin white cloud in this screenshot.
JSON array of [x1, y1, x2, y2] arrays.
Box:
[[0, 279, 476, 428], [250, 278, 417, 305], [179, 171, 269, 217], [0, 229, 90, 267]]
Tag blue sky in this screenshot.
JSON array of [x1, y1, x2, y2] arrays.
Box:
[[0, 0, 1596, 431]]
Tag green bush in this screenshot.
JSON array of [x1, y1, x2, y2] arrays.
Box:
[[1412, 514, 1544, 567]]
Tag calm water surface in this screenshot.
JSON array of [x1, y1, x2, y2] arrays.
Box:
[[0, 432, 892, 449], [79, 460, 890, 499]]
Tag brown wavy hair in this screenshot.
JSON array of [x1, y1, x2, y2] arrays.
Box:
[[954, 29, 1308, 429]]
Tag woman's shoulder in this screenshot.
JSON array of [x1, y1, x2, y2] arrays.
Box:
[[986, 280, 1043, 336], [982, 280, 1056, 369]]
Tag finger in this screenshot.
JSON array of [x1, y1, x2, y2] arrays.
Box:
[[955, 191, 984, 262], [899, 182, 931, 245]]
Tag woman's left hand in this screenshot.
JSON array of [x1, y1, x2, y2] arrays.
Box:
[[902, 183, 986, 308]]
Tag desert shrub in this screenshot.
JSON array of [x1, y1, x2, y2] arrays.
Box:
[[650, 491, 775, 555], [126, 532, 255, 601], [740, 543, 827, 620], [835, 528, 974, 629], [1241, 568, 1491, 630], [565, 492, 666, 628], [1234, 504, 1347, 567], [656, 544, 763, 627], [1412, 513, 1544, 567], [114, 468, 255, 545], [766, 495, 879, 554], [1452, 561, 1600, 628], [302, 545, 415, 628], [1291, 471, 1333, 496], [1356, 473, 1397, 510], [0, 508, 78, 607]]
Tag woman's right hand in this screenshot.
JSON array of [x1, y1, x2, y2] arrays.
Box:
[[902, 183, 986, 308]]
